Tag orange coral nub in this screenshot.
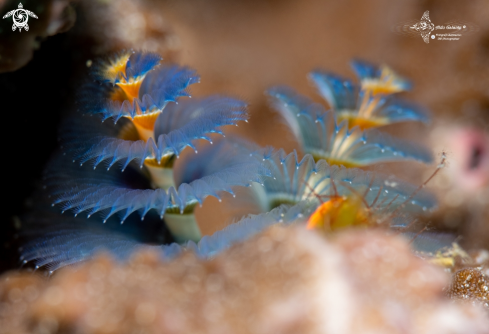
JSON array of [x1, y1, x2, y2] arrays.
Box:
[[104, 53, 131, 83], [109, 87, 128, 104], [325, 159, 360, 168], [361, 65, 408, 95], [311, 156, 360, 168], [362, 83, 403, 96], [307, 195, 369, 232], [357, 92, 382, 119], [338, 114, 389, 130], [133, 112, 160, 130], [116, 79, 144, 101], [307, 197, 343, 230], [132, 112, 160, 141]]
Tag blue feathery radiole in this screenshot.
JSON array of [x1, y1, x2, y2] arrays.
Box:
[[19, 205, 172, 272], [308, 60, 429, 128], [51, 51, 264, 245], [267, 86, 433, 167], [21, 203, 311, 272], [103, 64, 200, 122], [49, 139, 270, 242], [66, 96, 249, 171], [247, 149, 437, 215], [20, 53, 441, 273], [20, 202, 447, 273], [91, 50, 162, 86], [82, 51, 200, 122], [23, 153, 437, 272], [309, 70, 429, 124], [50, 148, 267, 219], [350, 59, 412, 91]]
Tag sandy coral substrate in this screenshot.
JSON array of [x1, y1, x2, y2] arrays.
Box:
[[1, 227, 488, 334]]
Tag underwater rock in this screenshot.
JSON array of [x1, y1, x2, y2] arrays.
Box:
[[1, 227, 488, 334], [429, 123, 489, 248], [0, 0, 76, 72], [78, 0, 181, 58], [447, 268, 489, 308]]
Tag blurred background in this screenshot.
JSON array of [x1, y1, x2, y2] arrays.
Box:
[[1, 0, 489, 273]]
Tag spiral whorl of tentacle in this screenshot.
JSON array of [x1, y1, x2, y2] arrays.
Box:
[[267, 86, 432, 166], [307, 60, 429, 130], [64, 96, 249, 172], [49, 141, 270, 223], [249, 148, 437, 215], [43, 51, 266, 245], [82, 51, 200, 121]]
